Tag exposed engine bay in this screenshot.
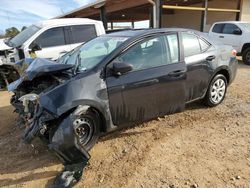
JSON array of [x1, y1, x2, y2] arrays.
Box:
[[7, 58, 74, 125]]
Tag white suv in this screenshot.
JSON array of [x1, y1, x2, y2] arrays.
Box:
[[2, 18, 105, 63], [209, 21, 250, 65]]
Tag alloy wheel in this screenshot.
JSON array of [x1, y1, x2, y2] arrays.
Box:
[[210, 78, 226, 104]]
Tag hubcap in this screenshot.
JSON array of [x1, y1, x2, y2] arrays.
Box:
[[210, 78, 226, 104], [74, 117, 93, 146]]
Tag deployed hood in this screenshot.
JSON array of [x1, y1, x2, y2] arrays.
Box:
[[8, 58, 74, 91], [24, 58, 74, 80]]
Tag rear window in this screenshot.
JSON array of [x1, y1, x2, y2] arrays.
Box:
[[212, 24, 224, 33], [199, 38, 210, 52], [70, 25, 97, 44], [222, 24, 240, 34], [182, 33, 201, 57]]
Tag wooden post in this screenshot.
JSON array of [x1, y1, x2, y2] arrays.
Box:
[[200, 0, 208, 32], [100, 6, 108, 30]]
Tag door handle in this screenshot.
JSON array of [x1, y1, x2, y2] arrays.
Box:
[[168, 70, 186, 77], [206, 55, 216, 61], [219, 36, 224, 38]]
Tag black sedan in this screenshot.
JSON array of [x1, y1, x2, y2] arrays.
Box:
[[11, 28, 237, 187]]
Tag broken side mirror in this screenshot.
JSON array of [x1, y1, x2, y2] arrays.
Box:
[[30, 42, 42, 52], [112, 61, 133, 76]]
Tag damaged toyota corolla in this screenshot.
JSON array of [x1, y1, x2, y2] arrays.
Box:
[[10, 29, 237, 187]]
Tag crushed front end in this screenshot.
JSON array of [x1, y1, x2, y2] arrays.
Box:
[[19, 93, 91, 188]]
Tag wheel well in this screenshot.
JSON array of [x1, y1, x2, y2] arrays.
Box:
[[216, 69, 230, 84], [241, 43, 250, 54], [89, 107, 107, 133], [59, 105, 107, 133]]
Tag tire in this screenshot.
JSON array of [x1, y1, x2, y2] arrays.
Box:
[[242, 47, 250, 65], [204, 74, 228, 107], [72, 109, 101, 151]]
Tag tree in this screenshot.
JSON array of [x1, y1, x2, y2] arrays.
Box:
[[5, 27, 20, 38], [21, 26, 27, 31]]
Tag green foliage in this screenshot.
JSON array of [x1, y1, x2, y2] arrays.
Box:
[[5, 27, 20, 38]]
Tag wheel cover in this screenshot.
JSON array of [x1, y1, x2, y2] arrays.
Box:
[[210, 78, 226, 104], [74, 117, 93, 147]]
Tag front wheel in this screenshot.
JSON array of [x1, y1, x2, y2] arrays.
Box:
[[242, 47, 250, 65], [72, 109, 101, 151], [204, 74, 228, 107]]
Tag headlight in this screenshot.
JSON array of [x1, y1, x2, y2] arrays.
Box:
[[19, 93, 39, 113], [19, 93, 39, 102]]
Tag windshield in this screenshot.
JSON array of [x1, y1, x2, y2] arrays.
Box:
[[239, 23, 250, 32], [57, 36, 128, 71], [7, 25, 41, 47]]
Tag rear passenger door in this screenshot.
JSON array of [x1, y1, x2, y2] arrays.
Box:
[[181, 32, 213, 101], [220, 24, 242, 51], [106, 33, 186, 126]]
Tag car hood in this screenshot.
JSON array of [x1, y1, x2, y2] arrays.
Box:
[[0, 38, 12, 51], [8, 58, 74, 91], [23, 58, 74, 80]]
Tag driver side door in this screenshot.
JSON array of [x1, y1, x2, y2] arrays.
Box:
[[106, 33, 186, 126], [30, 27, 71, 60]]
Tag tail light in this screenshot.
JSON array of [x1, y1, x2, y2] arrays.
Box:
[[231, 49, 237, 57]]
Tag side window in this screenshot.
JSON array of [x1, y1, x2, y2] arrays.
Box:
[[199, 38, 210, 52], [70, 25, 97, 44], [165, 34, 179, 63], [212, 24, 224, 33], [182, 33, 201, 57], [116, 35, 178, 71], [32, 27, 65, 48], [222, 24, 241, 34]]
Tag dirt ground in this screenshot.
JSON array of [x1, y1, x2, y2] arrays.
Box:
[[0, 62, 249, 188]]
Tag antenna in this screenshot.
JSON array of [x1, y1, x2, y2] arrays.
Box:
[[6, 10, 11, 28], [60, 8, 65, 14]]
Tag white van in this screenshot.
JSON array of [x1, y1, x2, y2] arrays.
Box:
[[3, 18, 106, 63]]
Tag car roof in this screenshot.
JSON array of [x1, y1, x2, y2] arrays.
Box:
[[34, 18, 103, 28], [213, 21, 250, 24], [106, 28, 191, 38]]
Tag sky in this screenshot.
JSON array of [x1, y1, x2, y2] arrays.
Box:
[[0, 0, 93, 34]]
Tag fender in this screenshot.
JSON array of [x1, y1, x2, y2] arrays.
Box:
[[49, 111, 90, 164], [39, 70, 116, 132], [200, 65, 230, 99], [210, 65, 230, 83]]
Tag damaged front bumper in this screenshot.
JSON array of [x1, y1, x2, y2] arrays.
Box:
[[20, 93, 91, 166], [20, 94, 91, 187]]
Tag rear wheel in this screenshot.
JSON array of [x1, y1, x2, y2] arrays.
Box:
[[242, 47, 250, 65], [204, 74, 227, 107]]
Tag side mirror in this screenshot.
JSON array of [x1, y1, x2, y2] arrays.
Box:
[[112, 62, 133, 76], [233, 28, 242, 35], [30, 42, 42, 51]]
